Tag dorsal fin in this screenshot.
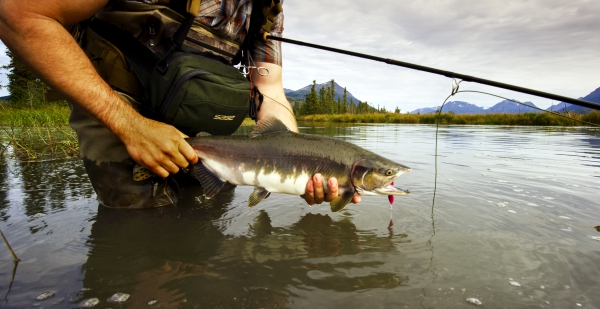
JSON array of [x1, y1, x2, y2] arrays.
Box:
[[248, 115, 290, 138]]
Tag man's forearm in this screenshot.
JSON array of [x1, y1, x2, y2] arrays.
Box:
[[0, 0, 140, 139]]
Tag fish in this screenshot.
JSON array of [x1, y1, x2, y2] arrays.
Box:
[[135, 116, 411, 211], [188, 116, 410, 211]]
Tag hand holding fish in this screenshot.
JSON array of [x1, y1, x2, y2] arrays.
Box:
[[120, 114, 198, 178], [302, 174, 361, 205]]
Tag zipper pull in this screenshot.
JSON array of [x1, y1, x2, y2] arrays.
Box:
[[148, 25, 156, 47]]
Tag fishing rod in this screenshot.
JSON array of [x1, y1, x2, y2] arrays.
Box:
[[267, 36, 600, 111]]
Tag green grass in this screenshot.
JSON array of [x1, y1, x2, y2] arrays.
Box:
[[299, 111, 600, 126], [0, 103, 71, 126], [0, 104, 78, 160]]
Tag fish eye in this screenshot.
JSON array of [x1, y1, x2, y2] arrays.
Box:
[[385, 169, 394, 176]]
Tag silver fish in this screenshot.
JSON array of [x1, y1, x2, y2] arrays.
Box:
[[187, 116, 411, 212]]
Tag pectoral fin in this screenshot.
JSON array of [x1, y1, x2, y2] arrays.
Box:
[[248, 187, 271, 207], [133, 164, 154, 181], [193, 162, 225, 198], [330, 190, 355, 212]]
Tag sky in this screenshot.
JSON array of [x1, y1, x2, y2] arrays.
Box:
[[279, 0, 600, 111], [1, 0, 599, 111]]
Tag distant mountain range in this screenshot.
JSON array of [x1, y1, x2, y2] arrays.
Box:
[[410, 87, 600, 114], [545, 87, 600, 113], [285, 81, 361, 103], [411, 100, 539, 114]]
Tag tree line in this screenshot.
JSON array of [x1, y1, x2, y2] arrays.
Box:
[[293, 80, 401, 116], [1, 50, 48, 108]]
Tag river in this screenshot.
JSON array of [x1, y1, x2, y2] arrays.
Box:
[[1, 124, 599, 308]]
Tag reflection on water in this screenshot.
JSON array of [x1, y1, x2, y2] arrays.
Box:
[[82, 199, 408, 308], [1, 124, 599, 308]]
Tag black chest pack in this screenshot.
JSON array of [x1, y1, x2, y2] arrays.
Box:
[[85, 0, 282, 136]]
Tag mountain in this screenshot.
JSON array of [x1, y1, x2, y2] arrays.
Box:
[[410, 100, 540, 114], [484, 100, 539, 113], [546, 87, 600, 113], [0, 95, 10, 101], [411, 101, 484, 114], [285, 81, 361, 103], [410, 106, 439, 114]]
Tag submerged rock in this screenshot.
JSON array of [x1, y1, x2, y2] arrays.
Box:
[[466, 298, 482, 305], [81, 298, 100, 308], [107, 293, 130, 303], [35, 291, 54, 300]]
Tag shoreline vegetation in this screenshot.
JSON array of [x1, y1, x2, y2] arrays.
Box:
[[1, 103, 599, 162], [0, 103, 78, 161], [298, 111, 600, 126]]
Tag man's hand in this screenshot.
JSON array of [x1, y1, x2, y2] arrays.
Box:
[[118, 115, 198, 178], [301, 174, 361, 205]]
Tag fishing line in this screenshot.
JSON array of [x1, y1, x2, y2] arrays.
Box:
[[427, 79, 600, 302], [419, 80, 459, 307]]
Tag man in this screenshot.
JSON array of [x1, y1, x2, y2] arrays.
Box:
[[0, 0, 361, 207]]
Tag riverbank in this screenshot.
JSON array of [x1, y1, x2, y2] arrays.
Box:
[[3, 104, 599, 127], [299, 112, 600, 126]]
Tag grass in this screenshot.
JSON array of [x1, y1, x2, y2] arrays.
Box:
[[299, 111, 600, 126], [0, 104, 78, 160]]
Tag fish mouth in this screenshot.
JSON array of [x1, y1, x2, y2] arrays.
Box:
[[374, 185, 410, 195]]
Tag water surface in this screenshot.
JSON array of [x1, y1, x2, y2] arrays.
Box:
[[1, 124, 599, 308]]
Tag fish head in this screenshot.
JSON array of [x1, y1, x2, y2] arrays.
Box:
[[351, 159, 411, 196]]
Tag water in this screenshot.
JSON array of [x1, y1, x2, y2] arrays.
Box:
[[1, 124, 599, 308]]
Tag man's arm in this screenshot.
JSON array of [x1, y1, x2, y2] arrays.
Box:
[[251, 62, 361, 205], [0, 0, 198, 177]]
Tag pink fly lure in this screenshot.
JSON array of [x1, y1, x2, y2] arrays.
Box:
[[388, 182, 394, 205]]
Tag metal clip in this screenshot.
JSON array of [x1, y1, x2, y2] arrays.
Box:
[[239, 65, 270, 78], [148, 25, 156, 47]]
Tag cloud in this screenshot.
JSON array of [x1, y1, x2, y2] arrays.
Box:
[[281, 0, 600, 110]]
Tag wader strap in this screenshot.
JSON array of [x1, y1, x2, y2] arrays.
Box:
[[232, 0, 281, 64], [187, 0, 201, 16], [89, 18, 159, 73], [259, 0, 282, 40]]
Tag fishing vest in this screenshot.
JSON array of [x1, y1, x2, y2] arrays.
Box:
[[49, 0, 282, 136]]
